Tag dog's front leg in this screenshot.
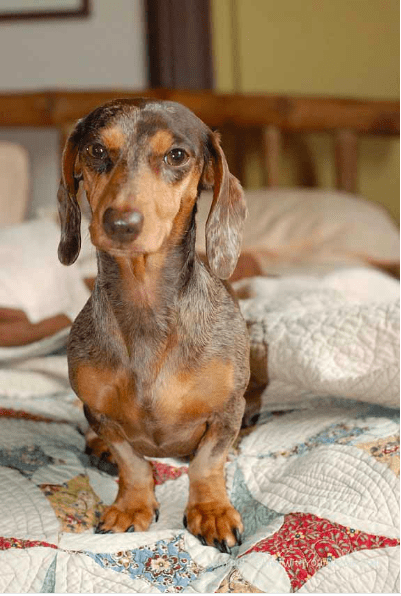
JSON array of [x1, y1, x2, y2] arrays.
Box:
[[95, 440, 159, 534], [184, 397, 245, 552]]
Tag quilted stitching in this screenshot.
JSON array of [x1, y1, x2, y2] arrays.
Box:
[[0, 403, 398, 593], [0, 273, 398, 593], [240, 288, 399, 408]]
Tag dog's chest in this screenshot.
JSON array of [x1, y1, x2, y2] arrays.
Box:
[[74, 357, 234, 457]]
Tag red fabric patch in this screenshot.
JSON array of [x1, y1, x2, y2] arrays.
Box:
[[0, 536, 57, 550], [241, 512, 400, 591], [0, 408, 57, 422], [150, 461, 188, 485], [0, 408, 74, 427]]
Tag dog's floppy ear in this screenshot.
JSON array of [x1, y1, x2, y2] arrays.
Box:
[[57, 126, 82, 266], [202, 132, 247, 280]]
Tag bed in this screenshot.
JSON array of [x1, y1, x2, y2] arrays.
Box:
[[0, 91, 399, 593]]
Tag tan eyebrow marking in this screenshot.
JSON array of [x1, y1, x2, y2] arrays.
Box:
[[149, 130, 174, 155], [100, 126, 126, 151]]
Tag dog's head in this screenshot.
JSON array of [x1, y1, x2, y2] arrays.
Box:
[[57, 98, 246, 279]]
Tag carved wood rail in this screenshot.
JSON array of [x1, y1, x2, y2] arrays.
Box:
[[0, 89, 398, 193]]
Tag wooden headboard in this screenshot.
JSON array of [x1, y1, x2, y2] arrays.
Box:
[[0, 89, 399, 194]]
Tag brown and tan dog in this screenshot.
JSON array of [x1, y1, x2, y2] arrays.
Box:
[[57, 98, 250, 553]]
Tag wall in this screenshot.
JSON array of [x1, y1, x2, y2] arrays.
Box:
[[211, 0, 400, 221], [0, 0, 147, 217]]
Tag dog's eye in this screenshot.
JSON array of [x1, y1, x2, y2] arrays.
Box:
[[86, 143, 107, 160], [164, 148, 189, 167]]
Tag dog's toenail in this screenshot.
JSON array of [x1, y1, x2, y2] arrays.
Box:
[[99, 451, 111, 462], [89, 454, 98, 467], [94, 523, 112, 534], [214, 538, 231, 554], [220, 539, 231, 554], [233, 527, 243, 545]]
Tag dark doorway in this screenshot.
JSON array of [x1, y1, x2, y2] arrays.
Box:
[[145, 0, 214, 89]]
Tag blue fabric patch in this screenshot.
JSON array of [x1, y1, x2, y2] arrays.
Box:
[[40, 555, 57, 593], [258, 421, 370, 460], [0, 445, 55, 477], [85, 534, 202, 592], [230, 467, 282, 540]]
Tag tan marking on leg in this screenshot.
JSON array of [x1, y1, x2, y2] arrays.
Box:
[[99, 441, 159, 533], [185, 422, 243, 549]]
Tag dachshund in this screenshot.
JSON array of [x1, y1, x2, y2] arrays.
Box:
[[57, 98, 250, 553]]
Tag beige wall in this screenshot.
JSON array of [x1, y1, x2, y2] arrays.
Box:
[[0, 0, 147, 91], [211, 0, 400, 221], [0, 0, 147, 218]]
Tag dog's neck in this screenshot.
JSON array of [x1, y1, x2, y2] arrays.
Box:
[[94, 206, 198, 339]]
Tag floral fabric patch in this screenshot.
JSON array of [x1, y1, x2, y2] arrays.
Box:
[[0, 537, 57, 550], [86, 534, 203, 593], [356, 435, 400, 475], [241, 512, 400, 591], [40, 474, 103, 532], [150, 460, 188, 485], [216, 567, 263, 593]]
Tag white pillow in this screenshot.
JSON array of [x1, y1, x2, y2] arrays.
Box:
[[196, 188, 399, 275], [0, 142, 30, 226], [0, 219, 90, 323]]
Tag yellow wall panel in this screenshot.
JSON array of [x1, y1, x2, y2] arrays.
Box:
[[210, 0, 236, 92], [236, 0, 399, 99], [211, 0, 400, 221]]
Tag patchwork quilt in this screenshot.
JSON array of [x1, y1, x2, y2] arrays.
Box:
[[0, 269, 399, 593]]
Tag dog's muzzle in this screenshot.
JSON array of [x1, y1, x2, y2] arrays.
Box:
[[102, 208, 144, 243]]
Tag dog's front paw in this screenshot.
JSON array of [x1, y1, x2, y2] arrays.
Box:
[[184, 502, 243, 553], [95, 502, 159, 534]]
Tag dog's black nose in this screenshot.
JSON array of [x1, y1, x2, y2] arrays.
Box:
[[103, 208, 144, 242]]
